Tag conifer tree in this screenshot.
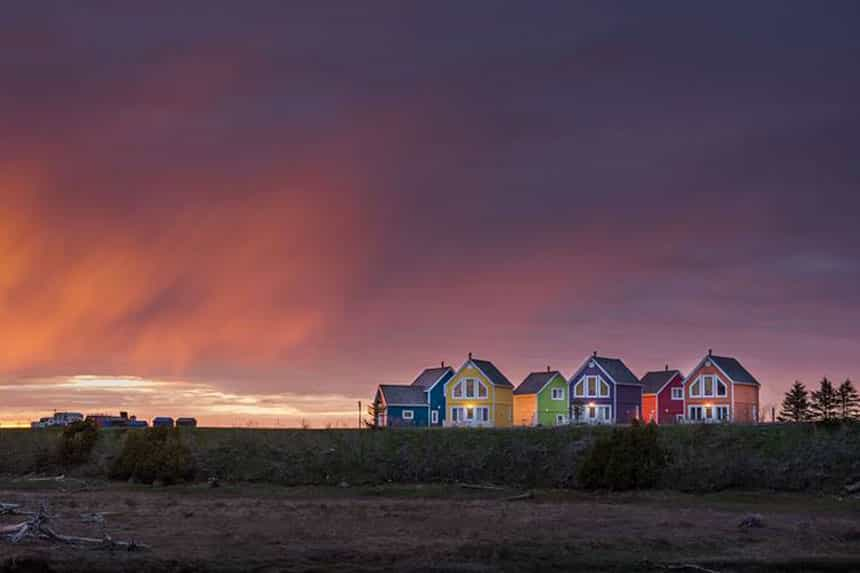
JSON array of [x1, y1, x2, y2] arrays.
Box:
[[777, 381, 811, 422], [810, 377, 839, 422], [836, 379, 860, 420], [365, 399, 384, 430]]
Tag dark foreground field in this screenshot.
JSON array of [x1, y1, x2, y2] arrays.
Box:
[[1, 480, 860, 572]]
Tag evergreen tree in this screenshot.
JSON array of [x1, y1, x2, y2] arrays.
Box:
[[836, 379, 860, 420], [365, 399, 384, 430], [777, 381, 811, 422], [810, 377, 839, 422]]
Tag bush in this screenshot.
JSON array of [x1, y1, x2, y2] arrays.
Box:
[[577, 421, 666, 490], [56, 420, 99, 466], [110, 427, 195, 485]]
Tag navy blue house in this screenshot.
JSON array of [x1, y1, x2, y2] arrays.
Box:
[[373, 363, 454, 428], [410, 364, 454, 426], [568, 353, 642, 424]]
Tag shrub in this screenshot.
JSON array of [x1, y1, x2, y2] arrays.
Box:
[[56, 420, 99, 466], [110, 427, 195, 485], [577, 421, 666, 490]]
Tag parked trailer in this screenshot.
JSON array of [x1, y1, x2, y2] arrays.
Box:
[[176, 417, 198, 428], [152, 417, 174, 428]]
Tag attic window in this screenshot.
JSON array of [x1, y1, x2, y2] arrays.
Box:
[[454, 378, 487, 399]]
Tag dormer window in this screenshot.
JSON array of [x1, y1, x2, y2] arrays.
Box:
[[453, 378, 488, 399]]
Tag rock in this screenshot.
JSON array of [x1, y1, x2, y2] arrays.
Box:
[[338, 480, 350, 488], [844, 481, 860, 495], [738, 513, 765, 528], [208, 477, 220, 489]]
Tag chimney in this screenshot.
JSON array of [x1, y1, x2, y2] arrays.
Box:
[[665, 364, 669, 371], [468, 352, 472, 361], [708, 348, 713, 357], [593, 351, 598, 358], [441, 361, 445, 368], [547, 365, 551, 373]]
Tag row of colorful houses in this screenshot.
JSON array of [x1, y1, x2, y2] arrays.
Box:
[[372, 350, 760, 428]]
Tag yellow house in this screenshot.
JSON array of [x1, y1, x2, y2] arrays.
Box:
[[443, 353, 514, 428]]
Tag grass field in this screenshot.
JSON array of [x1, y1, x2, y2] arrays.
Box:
[[1, 423, 859, 492], [1, 480, 859, 572]]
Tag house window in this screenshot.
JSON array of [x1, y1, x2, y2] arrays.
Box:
[[555, 414, 567, 425], [675, 414, 684, 423], [690, 375, 728, 398], [551, 388, 565, 400], [451, 408, 459, 422], [466, 407, 475, 421], [431, 410, 439, 424], [586, 405, 611, 423], [671, 387, 683, 400], [402, 410, 414, 420], [479, 407, 489, 422], [688, 406, 703, 421], [573, 376, 610, 398], [716, 406, 729, 421], [453, 378, 488, 399]]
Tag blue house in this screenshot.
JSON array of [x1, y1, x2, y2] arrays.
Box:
[[372, 363, 454, 428], [568, 352, 642, 424], [374, 385, 431, 428], [409, 364, 454, 426]]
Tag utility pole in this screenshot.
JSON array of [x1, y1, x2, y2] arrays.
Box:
[[358, 401, 362, 429]]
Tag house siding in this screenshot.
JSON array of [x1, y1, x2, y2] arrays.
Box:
[[733, 384, 759, 422], [536, 374, 570, 426], [427, 370, 453, 426], [513, 395, 537, 426], [385, 405, 429, 428], [616, 384, 642, 423]]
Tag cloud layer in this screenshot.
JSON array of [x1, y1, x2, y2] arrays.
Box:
[[1, 2, 859, 425]]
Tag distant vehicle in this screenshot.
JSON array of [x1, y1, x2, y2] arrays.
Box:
[[175, 417, 198, 428], [152, 417, 174, 428]]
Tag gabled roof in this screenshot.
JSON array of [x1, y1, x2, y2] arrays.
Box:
[[640, 369, 682, 394], [513, 371, 562, 395], [593, 356, 640, 385], [709, 355, 759, 385], [470, 358, 514, 388], [377, 385, 429, 406], [411, 366, 454, 389]]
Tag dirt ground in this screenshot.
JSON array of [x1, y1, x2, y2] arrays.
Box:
[[1, 480, 859, 572]]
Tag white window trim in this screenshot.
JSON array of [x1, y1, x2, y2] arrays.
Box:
[[452, 378, 489, 400], [555, 414, 567, 425], [688, 404, 730, 423], [551, 388, 565, 401], [402, 410, 414, 420], [671, 387, 683, 400], [689, 375, 727, 399], [573, 375, 610, 399], [431, 410, 439, 424]]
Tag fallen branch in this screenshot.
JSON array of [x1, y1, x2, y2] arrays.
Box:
[[666, 565, 720, 573], [505, 492, 534, 502], [459, 483, 505, 491], [1, 501, 147, 550]]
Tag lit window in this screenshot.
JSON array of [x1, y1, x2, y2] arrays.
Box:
[[478, 382, 488, 398], [587, 377, 597, 396], [453, 382, 463, 398], [574, 382, 584, 397], [466, 407, 474, 420], [599, 380, 609, 397], [703, 376, 714, 396]]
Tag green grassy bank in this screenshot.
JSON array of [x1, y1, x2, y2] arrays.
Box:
[[1, 423, 858, 492]]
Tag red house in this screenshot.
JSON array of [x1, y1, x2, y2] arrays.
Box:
[[640, 367, 684, 424]]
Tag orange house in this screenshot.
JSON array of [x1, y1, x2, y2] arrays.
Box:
[[683, 350, 760, 423]]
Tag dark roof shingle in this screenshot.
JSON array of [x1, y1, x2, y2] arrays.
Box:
[[513, 371, 561, 395], [411, 366, 454, 389], [640, 370, 681, 394], [378, 385, 428, 405], [710, 355, 759, 385], [594, 356, 640, 385], [471, 358, 514, 387]]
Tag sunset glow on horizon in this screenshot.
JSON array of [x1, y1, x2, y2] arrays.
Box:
[[1, 3, 858, 427]]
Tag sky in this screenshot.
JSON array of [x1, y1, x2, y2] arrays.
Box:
[[2, 2, 859, 426]]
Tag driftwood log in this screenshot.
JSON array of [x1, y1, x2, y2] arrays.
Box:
[[0, 501, 147, 550]]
